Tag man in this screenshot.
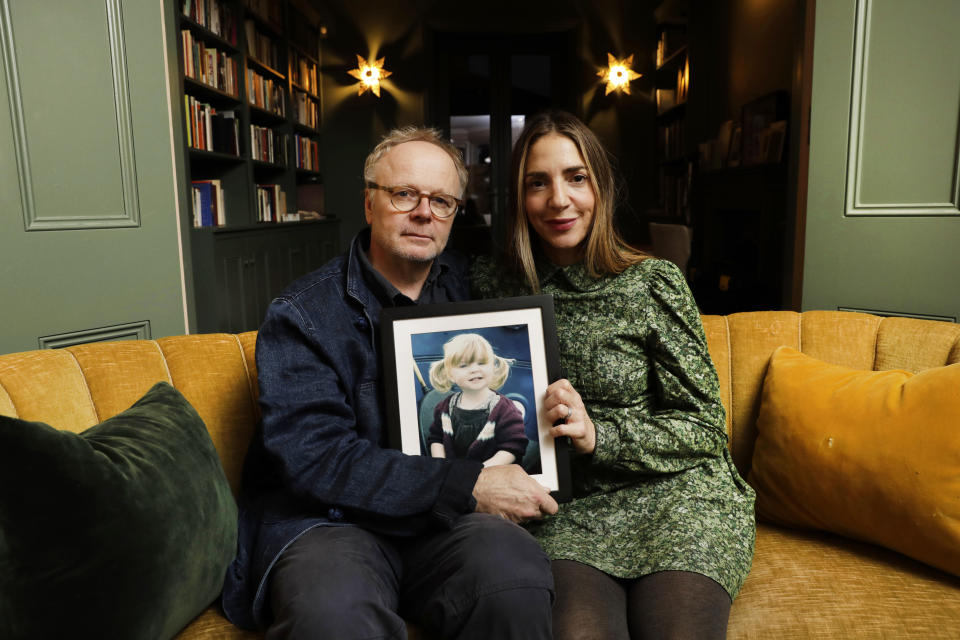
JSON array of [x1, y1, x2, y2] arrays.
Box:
[[222, 126, 558, 639]]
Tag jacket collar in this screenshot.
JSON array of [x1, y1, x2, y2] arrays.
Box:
[[345, 228, 454, 307]]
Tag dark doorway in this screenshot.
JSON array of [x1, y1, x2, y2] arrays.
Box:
[[429, 31, 576, 256]]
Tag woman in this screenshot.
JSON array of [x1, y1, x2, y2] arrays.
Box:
[[472, 110, 755, 639]]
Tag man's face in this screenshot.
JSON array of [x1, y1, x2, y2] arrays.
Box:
[[365, 141, 460, 268]]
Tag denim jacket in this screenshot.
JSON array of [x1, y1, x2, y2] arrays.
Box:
[[221, 231, 482, 629]]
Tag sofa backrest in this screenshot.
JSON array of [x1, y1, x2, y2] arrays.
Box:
[[0, 332, 260, 497], [2, 311, 958, 495], [702, 310, 960, 477]]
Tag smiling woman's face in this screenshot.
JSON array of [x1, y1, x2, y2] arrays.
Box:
[[523, 133, 596, 266]]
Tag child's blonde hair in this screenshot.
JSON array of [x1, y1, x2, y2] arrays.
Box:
[[429, 333, 514, 393]]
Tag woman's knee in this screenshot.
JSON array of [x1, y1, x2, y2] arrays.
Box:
[[552, 560, 629, 640], [628, 570, 731, 640]]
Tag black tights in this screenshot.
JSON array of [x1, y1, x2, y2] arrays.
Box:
[[551, 560, 731, 640]]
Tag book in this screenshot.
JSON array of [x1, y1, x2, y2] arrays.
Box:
[[656, 89, 676, 114], [193, 181, 215, 227], [191, 179, 225, 227], [183, 0, 237, 45], [255, 183, 287, 222], [294, 134, 319, 171]]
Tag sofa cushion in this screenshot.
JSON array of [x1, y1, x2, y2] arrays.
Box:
[[729, 523, 960, 639], [0, 382, 238, 640], [749, 346, 960, 577]]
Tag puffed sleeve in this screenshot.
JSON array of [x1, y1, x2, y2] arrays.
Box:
[[588, 260, 729, 475]]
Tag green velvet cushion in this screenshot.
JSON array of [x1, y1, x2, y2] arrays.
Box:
[[0, 382, 238, 640]]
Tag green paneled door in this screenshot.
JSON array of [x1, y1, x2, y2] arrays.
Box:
[[804, 0, 960, 321], [0, 0, 186, 354]]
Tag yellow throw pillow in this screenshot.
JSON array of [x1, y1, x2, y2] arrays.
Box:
[[750, 346, 960, 577]]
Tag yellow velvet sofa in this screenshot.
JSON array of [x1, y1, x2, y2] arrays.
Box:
[[1, 310, 959, 639]]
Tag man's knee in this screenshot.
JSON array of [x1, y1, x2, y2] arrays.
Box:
[[471, 580, 554, 627], [403, 514, 554, 638], [268, 526, 403, 639], [452, 513, 553, 589], [270, 583, 405, 639]]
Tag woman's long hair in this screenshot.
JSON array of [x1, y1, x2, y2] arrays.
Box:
[[506, 110, 649, 292]]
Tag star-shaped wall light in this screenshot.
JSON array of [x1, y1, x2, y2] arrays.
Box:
[[348, 54, 391, 97], [598, 53, 641, 95]]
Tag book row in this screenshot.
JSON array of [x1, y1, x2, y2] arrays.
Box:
[[656, 28, 687, 68], [292, 90, 319, 129], [247, 69, 286, 115], [256, 183, 288, 222], [182, 30, 239, 97], [243, 0, 283, 31], [250, 125, 288, 164], [184, 96, 240, 155], [288, 13, 319, 55], [294, 134, 319, 172], [191, 179, 226, 227], [657, 120, 687, 162], [245, 20, 282, 71], [290, 50, 318, 95], [676, 56, 689, 103], [657, 165, 692, 221], [182, 0, 237, 45]]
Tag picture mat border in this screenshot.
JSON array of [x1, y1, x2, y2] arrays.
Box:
[[380, 296, 570, 500]]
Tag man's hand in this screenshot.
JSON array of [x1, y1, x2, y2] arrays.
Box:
[[472, 465, 559, 524]]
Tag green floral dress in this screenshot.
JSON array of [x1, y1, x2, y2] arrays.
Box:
[[471, 256, 756, 598]]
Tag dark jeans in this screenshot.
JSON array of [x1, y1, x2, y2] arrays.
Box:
[[266, 513, 554, 640]]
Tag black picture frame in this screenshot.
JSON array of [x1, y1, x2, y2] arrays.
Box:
[[380, 295, 571, 502]]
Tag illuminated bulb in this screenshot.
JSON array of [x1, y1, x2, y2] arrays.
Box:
[[348, 54, 392, 97], [598, 53, 641, 95]]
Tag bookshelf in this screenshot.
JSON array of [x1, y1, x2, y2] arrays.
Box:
[[651, 0, 692, 224], [671, 0, 796, 314], [176, 0, 337, 333]]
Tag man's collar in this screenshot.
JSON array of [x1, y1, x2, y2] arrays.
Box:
[[351, 228, 449, 305]]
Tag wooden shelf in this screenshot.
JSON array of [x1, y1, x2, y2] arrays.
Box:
[[189, 148, 245, 163], [176, 0, 337, 333], [181, 16, 239, 51], [194, 217, 338, 234], [291, 82, 319, 98], [656, 45, 688, 72], [248, 103, 287, 123], [247, 55, 286, 81], [184, 76, 241, 102], [656, 101, 687, 120]]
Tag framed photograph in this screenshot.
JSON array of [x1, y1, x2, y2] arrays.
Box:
[[380, 295, 570, 501]]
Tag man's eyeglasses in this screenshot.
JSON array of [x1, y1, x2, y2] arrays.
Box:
[[367, 182, 462, 219]]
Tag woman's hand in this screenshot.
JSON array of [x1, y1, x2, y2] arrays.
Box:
[[543, 379, 596, 455]]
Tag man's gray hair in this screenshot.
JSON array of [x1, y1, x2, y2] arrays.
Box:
[[363, 126, 468, 195]]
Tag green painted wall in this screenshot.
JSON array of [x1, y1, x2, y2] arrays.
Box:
[[804, 0, 960, 320], [0, 0, 187, 354]]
